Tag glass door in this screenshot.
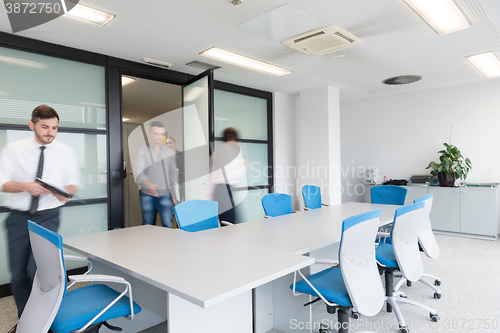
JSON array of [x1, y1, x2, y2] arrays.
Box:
[[182, 69, 214, 200]]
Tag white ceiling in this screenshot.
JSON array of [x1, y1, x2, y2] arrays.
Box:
[[1, 0, 500, 104]]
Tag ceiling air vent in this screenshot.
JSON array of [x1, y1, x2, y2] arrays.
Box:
[[186, 60, 221, 70], [281, 25, 363, 56], [383, 75, 422, 85]]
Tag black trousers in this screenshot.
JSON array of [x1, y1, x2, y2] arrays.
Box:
[[213, 184, 236, 224], [6, 209, 60, 318]]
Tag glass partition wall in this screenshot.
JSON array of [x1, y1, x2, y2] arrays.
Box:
[[0, 34, 274, 294], [0, 45, 109, 285], [213, 85, 273, 223]]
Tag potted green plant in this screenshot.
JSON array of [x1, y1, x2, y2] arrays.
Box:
[[426, 143, 472, 187]]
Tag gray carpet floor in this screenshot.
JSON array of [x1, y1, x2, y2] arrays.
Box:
[[1, 234, 499, 333]]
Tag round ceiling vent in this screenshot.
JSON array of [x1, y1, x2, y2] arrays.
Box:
[[383, 75, 422, 85]]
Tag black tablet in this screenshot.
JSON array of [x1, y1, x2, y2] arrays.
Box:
[[36, 178, 73, 199]]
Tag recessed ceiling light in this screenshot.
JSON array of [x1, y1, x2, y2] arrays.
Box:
[[404, 0, 470, 35], [466, 52, 500, 78], [142, 58, 173, 69], [122, 118, 129, 122], [122, 76, 136, 86], [200, 47, 291, 76], [64, 1, 115, 26]]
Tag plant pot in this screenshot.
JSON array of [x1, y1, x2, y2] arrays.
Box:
[[437, 172, 456, 187]]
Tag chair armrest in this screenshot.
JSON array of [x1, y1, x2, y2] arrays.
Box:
[[304, 207, 311, 211], [264, 215, 271, 218], [68, 274, 126, 284], [64, 255, 93, 289], [64, 254, 90, 263], [220, 221, 234, 226], [68, 274, 137, 332], [321, 204, 329, 207], [291, 268, 338, 307], [314, 259, 339, 266]]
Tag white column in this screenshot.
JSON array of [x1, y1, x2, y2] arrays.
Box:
[[298, 86, 341, 206], [273, 92, 299, 209]]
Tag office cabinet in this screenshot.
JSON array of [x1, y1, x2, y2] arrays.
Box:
[[403, 185, 428, 205], [428, 187, 461, 233], [365, 184, 499, 239], [459, 188, 498, 237]]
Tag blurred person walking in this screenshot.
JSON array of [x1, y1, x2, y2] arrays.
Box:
[[210, 128, 246, 224]]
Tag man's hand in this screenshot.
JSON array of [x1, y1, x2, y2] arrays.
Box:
[[143, 181, 160, 197], [54, 193, 71, 202], [23, 182, 51, 196]]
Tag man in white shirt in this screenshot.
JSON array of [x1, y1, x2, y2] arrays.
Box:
[[0, 105, 81, 320]]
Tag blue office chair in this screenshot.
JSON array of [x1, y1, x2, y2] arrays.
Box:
[[17, 221, 141, 333], [395, 194, 441, 297], [370, 185, 408, 205], [302, 185, 329, 210], [261, 193, 293, 217], [291, 210, 385, 333], [375, 203, 439, 333], [174, 200, 233, 232]]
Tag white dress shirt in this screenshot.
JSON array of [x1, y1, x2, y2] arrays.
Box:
[[0, 136, 81, 211]]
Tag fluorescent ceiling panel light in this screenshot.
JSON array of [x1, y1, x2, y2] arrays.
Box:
[[122, 118, 129, 121], [0, 55, 48, 69], [122, 76, 136, 86], [184, 87, 206, 102], [200, 47, 291, 76], [239, 4, 325, 42], [405, 0, 470, 35], [65, 1, 115, 26], [466, 52, 500, 78]]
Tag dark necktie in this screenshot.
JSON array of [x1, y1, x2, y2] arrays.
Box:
[[29, 146, 46, 215]]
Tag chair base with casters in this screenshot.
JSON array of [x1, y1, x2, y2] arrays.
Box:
[[394, 271, 442, 299], [379, 263, 439, 333]]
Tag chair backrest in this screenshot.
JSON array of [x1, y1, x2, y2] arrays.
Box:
[[174, 200, 219, 232], [261, 193, 293, 217], [302, 185, 322, 209], [391, 202, 425, 281], [370, 185, 408, 205], [414, 193, 439, 259], [17, 221, 67, 333], [339, 210, 385, 317]]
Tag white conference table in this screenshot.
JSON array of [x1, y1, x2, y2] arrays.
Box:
[[199, 202, 398, 333], [63, 202, 398, 333]]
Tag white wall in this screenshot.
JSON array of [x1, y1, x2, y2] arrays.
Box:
[[273, 92, 299, 209], [340, 79, 500, 202]]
